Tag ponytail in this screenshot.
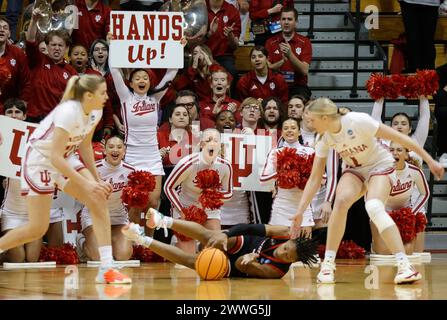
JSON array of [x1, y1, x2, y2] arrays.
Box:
[[61, 74, 105, 103]]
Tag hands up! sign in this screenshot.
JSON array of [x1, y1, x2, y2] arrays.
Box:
[[109, 11, 184, 68]]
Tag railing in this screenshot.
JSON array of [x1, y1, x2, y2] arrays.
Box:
[[307, 0, 315, 39]]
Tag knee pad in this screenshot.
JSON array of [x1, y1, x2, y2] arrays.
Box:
[[365, 199, 395, 233]]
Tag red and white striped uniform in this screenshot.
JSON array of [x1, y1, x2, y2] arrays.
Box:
[[387, 162, 429, 214], [164, 152, 233, 220], [110, 67, 177, 175], [80, 159, 135, 230], [260, 141, 315, 227], [20, 100, 100, 195], [315, 112, 396, 184]]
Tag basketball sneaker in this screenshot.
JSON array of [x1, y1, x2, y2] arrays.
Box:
[[394, 262, 422, 284], [96, 266, 132, 284], [316, 261, 336, 284], [146, 208, 169, 237]]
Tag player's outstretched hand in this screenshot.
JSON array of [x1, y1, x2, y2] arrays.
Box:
[[206, 232, 228, 251]]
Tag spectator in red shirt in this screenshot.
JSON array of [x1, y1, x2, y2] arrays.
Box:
[[0, 17, 32, 113], [174, 44, 222, 101], [158, 105, 194, 169], [265, 7, 312, 100], [199, 69, 241, 126], [236, 46, 289, 105], [25, 8, 78, 123], [160, 90, 215, 132], [69, 44, 114, 140], [205, 0, 241, 95], [249, 0, 294, 46], [71, 0, 111, 51]]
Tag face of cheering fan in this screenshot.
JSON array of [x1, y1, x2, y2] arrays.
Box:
[[263, 100, 280, 125], [211, 71, 230, 97], [92, 42, 108, 65], [274, 240, 299, 263], [105, 136, 126, 166], [170, 106, 190, 129], [5, 106, 26, 121], [288, 98, 305, 120], [215, 110, 236, 133], [200, 129, 221, 164], [39, 41, 48, 55], [130, 70, 150, 95], [47, 35, 68, 63], [391, 114, 411, 136], [0, 20, 10, 44], [282, 119, 300, 144], [250, 50, 268, 71], [389, 142, 408, 165], [70, 45, 88, 73]]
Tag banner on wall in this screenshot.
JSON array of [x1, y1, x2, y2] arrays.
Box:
[[109, 11, 184, 68]]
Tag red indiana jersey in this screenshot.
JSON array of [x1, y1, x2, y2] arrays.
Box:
[[0, 44, 32, 108], [236, 69, 289, 104], [199, 96, 241, 126], [265, 33, 312, 86], [71, 0, 111, 50], [26, 41, 78, 119]]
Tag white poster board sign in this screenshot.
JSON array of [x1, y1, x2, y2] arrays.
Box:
[[109, 11, 184, 68]]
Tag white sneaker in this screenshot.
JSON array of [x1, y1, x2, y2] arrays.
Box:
[[121, 223, 145, 244], [317, 261, 336, 284], [146, 208, 169, 237], [75, 233, 87, 263], [439, 153, 447, 168], [394, 262, 422, 284]]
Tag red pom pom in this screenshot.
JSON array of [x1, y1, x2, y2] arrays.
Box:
[[388, 207, 416, 243], [276, 147, 314, 190], [39, 243, 79, 264], [121, 171, 156, 208], [194, 169, 222, 190], [0, 58, 12, 89], [131, 245, 165, 262], [318, 241, 365, 259], [401, 75, 420, 99], [92, 142, 105, 161], [389, 74, 406, 99], [121, 188, 149, 208], [194, 169, 224, 210], [416, 69, 439, 97], [366, 73, 392, 100], [415, 212, 427, 234], [127, 171, 156, 191]]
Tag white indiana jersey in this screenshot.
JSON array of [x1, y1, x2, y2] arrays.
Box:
[[83, 159, 135, 217], [220, 190, 251, 226], [260, 141, 315, 226], [316, 112, 393, 167], [387, 162, 429, 214], [164, 153, 233, 216], [28, 100, 102, 158], [1, 178, 27, 216]]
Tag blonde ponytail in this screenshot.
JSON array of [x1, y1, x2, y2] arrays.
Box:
[[61, 74, 105, 103], [308, 98, 350, 117]]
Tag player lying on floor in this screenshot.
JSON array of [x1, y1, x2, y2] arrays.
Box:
[[121, 209, 318, 278]]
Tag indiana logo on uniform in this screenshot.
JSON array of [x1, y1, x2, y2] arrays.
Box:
[[40, 169, 51, 186]]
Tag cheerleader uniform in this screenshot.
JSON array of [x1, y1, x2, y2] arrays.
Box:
[[260, 141, 315, 227], [110, 66, 177, 175], [164, 153, 233, 220], [81, 159, 136, 230]]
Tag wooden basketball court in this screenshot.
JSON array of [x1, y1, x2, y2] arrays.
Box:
[[0, 254, 446, 300]]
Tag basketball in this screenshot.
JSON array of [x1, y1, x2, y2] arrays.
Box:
[[194, 248, 229, 280]]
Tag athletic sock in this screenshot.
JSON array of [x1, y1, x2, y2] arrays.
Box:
[[98, 245, 114, 268], [395, 252, 409, 264], [324, 250, 337, 264]]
